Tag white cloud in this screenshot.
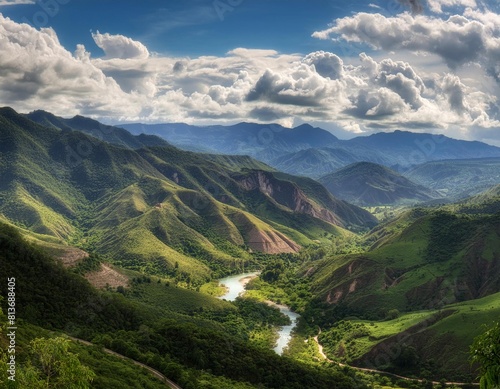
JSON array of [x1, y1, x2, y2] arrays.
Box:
[[0, 15, 143, 119], [428, 0, 477, 14], [312, 10, 500, 80], [0, 13, 499, 145], [0, 0, 34, 6], [92, 31, 149, 60]]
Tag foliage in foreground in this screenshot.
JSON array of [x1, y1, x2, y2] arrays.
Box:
[[470, 322, 500, 389]]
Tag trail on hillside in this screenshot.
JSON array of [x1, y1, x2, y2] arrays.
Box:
[[313, 329, 479, 387], [69, 337, 182, 389]]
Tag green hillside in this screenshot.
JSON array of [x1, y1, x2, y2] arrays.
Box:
[[319, 162, 442, 206], [0, 221, 364, 389], [319, 291, 500, 382], [0, 107, 375, 282], [301, 199, 500, 381], [307, 210, 500, 319]]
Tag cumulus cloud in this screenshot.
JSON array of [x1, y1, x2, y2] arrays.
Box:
[[92, 31, 149, 59], [302, 51, 344, 79], [312, 11, 498, 72], [428, 0, 477, 14], [246, 65, 331, 107], [0, 13, 498, 144], [0, 15, 143, 118]]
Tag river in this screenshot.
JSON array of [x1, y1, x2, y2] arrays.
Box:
[[218, 272, 300, 355]]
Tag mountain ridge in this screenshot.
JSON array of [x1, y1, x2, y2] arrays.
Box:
[[0, 107, 375, 281], [118, 121, 500, 178], [319, 162, 443, 206]]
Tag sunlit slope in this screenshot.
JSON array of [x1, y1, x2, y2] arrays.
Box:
[[308, 209, 500, 319], [1, 107, 376, 280]]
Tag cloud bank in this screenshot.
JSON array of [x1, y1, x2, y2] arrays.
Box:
[[0, 7, 499, 144]]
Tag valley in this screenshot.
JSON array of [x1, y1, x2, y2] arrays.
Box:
[[0, 108, 499, 388]]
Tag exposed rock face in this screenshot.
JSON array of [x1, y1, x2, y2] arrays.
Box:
[[246, 227, 301, 254], [235, 170, 342, 226]]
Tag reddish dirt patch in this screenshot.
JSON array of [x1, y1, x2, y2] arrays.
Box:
[[55, 247, 89, 268], [246, 228, 300, 254], [85, 264, 129, 289]]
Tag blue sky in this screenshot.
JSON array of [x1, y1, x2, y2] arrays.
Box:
[[1, 0, 372, 57], [0, 0, 499, 144]]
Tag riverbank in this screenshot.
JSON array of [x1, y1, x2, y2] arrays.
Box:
[[217, 272, 301, 355]]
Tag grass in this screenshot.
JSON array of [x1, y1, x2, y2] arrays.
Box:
[[119, 269, 235, 315], [200, 280, 227, 297], [316, 291, 500, 380]]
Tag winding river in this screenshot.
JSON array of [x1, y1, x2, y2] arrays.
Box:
[[218, 272, 300, 355]]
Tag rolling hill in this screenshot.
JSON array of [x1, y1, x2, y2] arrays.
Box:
[[302, 197, 500, 381], [0, 221, 361, 389], [0, 107, 375, 282], [404, 157, 500, 200], [318, 162, 442, 206]]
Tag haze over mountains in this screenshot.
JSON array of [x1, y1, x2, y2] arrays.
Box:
[[121, 122, 500, 179], [2, 106, 500, 386], [25, 111, 500, 207], [319, 162, 443, 206], [1, 107, 376, 282]]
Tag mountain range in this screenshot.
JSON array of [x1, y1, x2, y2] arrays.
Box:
[[119, 122, 500, 178], [0, 107, 375, 283], [1, 107, 500, 386]]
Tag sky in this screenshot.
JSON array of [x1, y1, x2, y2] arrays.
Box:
[[0, 0, 500, 144]]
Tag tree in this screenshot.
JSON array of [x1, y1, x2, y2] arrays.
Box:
[[1, 336, 95, 388], [22, 337, 95, 389], [470, 322, 500, 389]]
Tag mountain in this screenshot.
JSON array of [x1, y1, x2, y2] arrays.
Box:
[[271, 148, 359, 179], [0, 107, 375, 282], [318, 162, 442, 206], [0, 222, 361, 389], [26, 109, 171, 150], [303, 201, 500, 380], [447, 183, 500, 216], [404, 157, 500, 200], [119, 123, 500, 180], [120, 122, 340, 157], [343, 130, 500, 167]]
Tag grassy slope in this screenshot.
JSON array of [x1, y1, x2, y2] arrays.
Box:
[[309, 210, 500, 318], [1, 108, 376, 281], [307, 200, 500, 381], [339, 292, 500, 380], [0, 224, 362, 389]]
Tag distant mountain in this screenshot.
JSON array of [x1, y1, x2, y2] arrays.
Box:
[[0, 107, 375, 281], [271, 148, 359, 178], [344, 130, 500, 164], [404, 157, 500, 200], [318, 162, 442, 206], [120, 122, 339, 156], [120, 123, 500, 179]]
